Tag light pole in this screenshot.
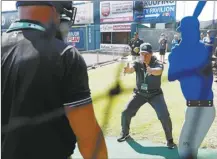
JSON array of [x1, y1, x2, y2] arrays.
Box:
[[183, 1, 186, 17], [212, 1, 216, 29]]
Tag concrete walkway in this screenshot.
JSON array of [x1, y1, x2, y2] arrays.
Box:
[[71, 137, 217, 159]]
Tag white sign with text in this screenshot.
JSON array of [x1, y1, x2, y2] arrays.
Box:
[[100, 23, 131, 32], [100, 1, 133, 23], [100, 44, 131, 52], [74, 2, 94, 24]]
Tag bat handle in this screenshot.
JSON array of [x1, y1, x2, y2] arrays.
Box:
[[127, 62, 130, 67]]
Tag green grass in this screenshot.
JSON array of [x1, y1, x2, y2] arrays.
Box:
[[88, 63, 212, 148]]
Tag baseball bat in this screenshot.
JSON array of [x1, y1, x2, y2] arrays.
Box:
[[124, 63, 130, 76], [193, 1, 207, 18]]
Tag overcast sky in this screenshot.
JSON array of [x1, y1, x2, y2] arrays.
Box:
[[1, 1, 217, 21]]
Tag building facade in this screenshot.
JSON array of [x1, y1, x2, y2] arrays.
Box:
[[68, 1, 95, 51], [99, 1, 136, 52], [1, 1, 216, 51]]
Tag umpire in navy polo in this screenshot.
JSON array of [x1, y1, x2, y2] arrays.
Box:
[[118, 43, 176, 149], [129, 32, 144, 60]]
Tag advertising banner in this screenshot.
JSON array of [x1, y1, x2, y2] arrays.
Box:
[[100, 44, 131, 52], [87, 25, 95, 50], [67, 28, 86, 50], [100, 23, 131, 32], [74, 2, 94, 24], [134, 1, 176, 23], [1, 11, 18, 31], [100, 1, 133, 23]]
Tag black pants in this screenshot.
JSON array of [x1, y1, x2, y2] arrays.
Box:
[[121, 93, 173, 141], [160, 49, 166, 55]]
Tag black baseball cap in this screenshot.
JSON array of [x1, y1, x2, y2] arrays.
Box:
[[140, 43, 152, 54], [134, 32, 138, 36]]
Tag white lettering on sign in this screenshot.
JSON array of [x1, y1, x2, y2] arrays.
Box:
[[111, 1, 133, 15], [69, 31, 80, 36], [149, 6, 175, 14], [113, 25, 131, 31], [74, 2, 94, 24], [68, 31, 80, 43], [100, 1, 133, 23], [100, 23, 131, 32], [100, 24, 113, 32], [100, 44, 131, 52], [89, 28, 91, 43], [68, 37, 80, 43], [144, 1, 175, 7]]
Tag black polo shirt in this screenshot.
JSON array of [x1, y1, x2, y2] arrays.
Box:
[[1, 21, 91, 159], [133, 56, 164, 94], [129, 38, 144, 56]]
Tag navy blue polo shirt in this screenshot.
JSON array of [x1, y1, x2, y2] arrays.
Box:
[[133, 56, 164, 92]]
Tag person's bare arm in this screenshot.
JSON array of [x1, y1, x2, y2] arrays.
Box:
[[146, 61, 163, 76], [65, 104, 107, 159], [62, 48, 108, 159], [147, 66, 163, 76]]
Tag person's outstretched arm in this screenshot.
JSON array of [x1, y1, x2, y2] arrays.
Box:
[[61, 47, 108, 159]]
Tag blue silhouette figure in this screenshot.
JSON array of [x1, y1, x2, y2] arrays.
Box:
[[168, 16, 213, 100], [168, 1, 216, 159]]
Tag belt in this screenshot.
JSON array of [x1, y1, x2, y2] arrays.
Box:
[[134, 88, 162, 99], [139, 89, 162, 94]]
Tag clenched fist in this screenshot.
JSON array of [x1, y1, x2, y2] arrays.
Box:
[[146, 66, 153, 76], [124, 63, 130, 74]]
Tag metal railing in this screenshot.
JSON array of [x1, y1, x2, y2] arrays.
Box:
[[80, 48, 131, 70]]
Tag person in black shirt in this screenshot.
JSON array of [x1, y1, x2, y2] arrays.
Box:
[[158, 33, 168, 64], [1, 1, 108, 159], [117, 43, 176, 149], [129, 32, 144, 61]]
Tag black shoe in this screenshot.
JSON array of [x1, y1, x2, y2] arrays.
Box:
[[167, 139, 176, 149], [117, 133, 130, 142]]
